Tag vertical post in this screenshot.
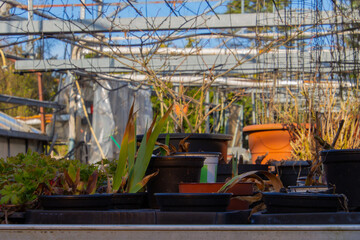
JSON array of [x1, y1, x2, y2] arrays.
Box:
[[68, 73, 76, 159], [27, 0, 34, 58], [218, 91, 225, 132], [231, 104, 243, 148], [97, 0, 103, 18], [272, 70, 277, 120], [205, 90, 210, 133], [239, 104, 244, 147], [37, 73, 46, 133], [251, 91, 256, 125], [241, 0, 245, 13], [80, 0, 86, 19], [214, 90, 219, 132]]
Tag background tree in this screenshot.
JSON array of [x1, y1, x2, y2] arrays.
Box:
[[0, 45, 58, 117]]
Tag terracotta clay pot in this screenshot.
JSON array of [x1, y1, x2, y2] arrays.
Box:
[[243, 124, 292, 164]]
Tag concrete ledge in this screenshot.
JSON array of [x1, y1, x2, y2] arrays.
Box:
[[1, 225, 360, 240]]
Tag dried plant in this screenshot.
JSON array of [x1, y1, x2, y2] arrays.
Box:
[[269, 82, 360, 183]]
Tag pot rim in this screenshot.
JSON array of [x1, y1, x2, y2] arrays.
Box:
[[150, 155, 205, 167], [138, 133, 232, 141], [243, 123, 310, 133], [154, 192, 233, 197], [39, 193, 112, 200], [243, 123, 289, 133], [172, 152, 221, 156], [321, 149, 360, 155]]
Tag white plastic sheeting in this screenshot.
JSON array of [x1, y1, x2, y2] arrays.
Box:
[[89, 80, 153, 164]]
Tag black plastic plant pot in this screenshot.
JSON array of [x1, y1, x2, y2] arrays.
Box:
[[276, 161, 311, 187], [146, 155, 205, 208], [238, 164, 270, 180], [321, 149, 360, 210], [155, 193, 232, 212], [216, 163, 232, 183], [137, 133, 232, 160], [262, 192, 347, 214], [39, 194, 112, 210], [111, 192, 148, 209], [238, 164, 269, 174]]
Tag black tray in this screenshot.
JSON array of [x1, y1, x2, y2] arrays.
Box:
[[262, 192, 347, 213], [155, 193, 232, 212], [112, 193, 148, 209], [26, 209, 250, 224], [39, 194, 112, 210], [251, 212, 360, 224]]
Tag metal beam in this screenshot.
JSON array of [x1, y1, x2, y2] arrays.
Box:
[[15, 51, 360, 75], [0, 11, 357, 35], [0, 94, 65, 109], [0, 129, 50, 141]]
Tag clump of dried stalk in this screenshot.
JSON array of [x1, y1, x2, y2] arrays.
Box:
[[274, 83, 360, 184]]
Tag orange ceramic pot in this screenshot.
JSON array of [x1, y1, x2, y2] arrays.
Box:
[[243, 123, 292, 164]]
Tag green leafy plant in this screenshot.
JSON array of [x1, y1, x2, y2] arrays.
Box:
[[45, 163, 100, 195], [0, 151, 104, 212], [111, 101, 173, 193], [0, 151, 66, 212]]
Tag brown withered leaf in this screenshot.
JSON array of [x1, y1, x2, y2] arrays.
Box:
[[156, 142, 171, 155], [118, 173, 129, 193], [169, 143, 177, 153], [218, 171, 264, 193], [85, 170, 99, 195], [178, 134, 192, 152], [107, 177, 112, 194], [139, 169, 159, 187], [218, 170, 283, 193], [146, 113, 158, 142], [232, 193, 263, 205], [249, 202, 266, 216], [259, 171, 284, 192], [242, 176, 265, 192]]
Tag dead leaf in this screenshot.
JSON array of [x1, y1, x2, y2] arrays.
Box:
[[233, 193, 263, 205], [249, 202, 266, 217], [85, 170, 99, 195], [156, 142, 171, 155], [178, 134, 192, 152], [139, 169, 159, 187], [259, 171, 284, 192]]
